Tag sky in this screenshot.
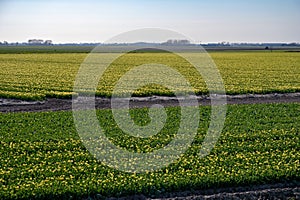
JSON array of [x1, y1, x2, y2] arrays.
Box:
[[0, 0, 299, 43]]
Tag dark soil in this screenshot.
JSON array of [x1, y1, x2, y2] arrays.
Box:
[[107, 182, 300, 200], [1, 93, 300, 113]]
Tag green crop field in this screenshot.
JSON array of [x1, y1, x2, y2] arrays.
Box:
[[0, 103, 299, 199], [0, 51, 300, 100], [0, 49, 299, 199]]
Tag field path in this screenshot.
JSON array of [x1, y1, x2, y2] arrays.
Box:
[[114, 182, 300, 200], [1, 92, 300, 113]]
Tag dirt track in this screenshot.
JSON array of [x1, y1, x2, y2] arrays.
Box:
[[1, 92, 300, 113], [109, 182, 300, 200]]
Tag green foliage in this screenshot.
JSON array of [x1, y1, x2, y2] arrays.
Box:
[[0, 52, 300, 100], [0, 103, 299, 199]]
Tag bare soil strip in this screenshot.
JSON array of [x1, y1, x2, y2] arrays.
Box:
[[1, 93, 300, 113], [107, 182, 300, 200]]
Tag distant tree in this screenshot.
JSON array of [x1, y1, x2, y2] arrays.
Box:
[[265, 46, 272, 52], [44, 40, 53, 45], [163, 39, 190, 45]]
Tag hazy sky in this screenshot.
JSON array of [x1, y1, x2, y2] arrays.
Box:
[[0, 0, 299, 43]]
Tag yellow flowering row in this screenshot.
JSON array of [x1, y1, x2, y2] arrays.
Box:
[[0, 52, 300, 100]]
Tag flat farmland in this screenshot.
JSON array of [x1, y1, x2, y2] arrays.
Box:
[[0, 103, 299, 199], [0, 52, 299, 100], [0, 50, 299, 199]]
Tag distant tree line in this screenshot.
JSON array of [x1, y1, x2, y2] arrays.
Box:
[[0, 39, 299, 47]]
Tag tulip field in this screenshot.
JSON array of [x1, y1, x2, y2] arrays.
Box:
[[0, 103, 299, 199], [0, 50, 300, 199], [0, 52, 300, 100]]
